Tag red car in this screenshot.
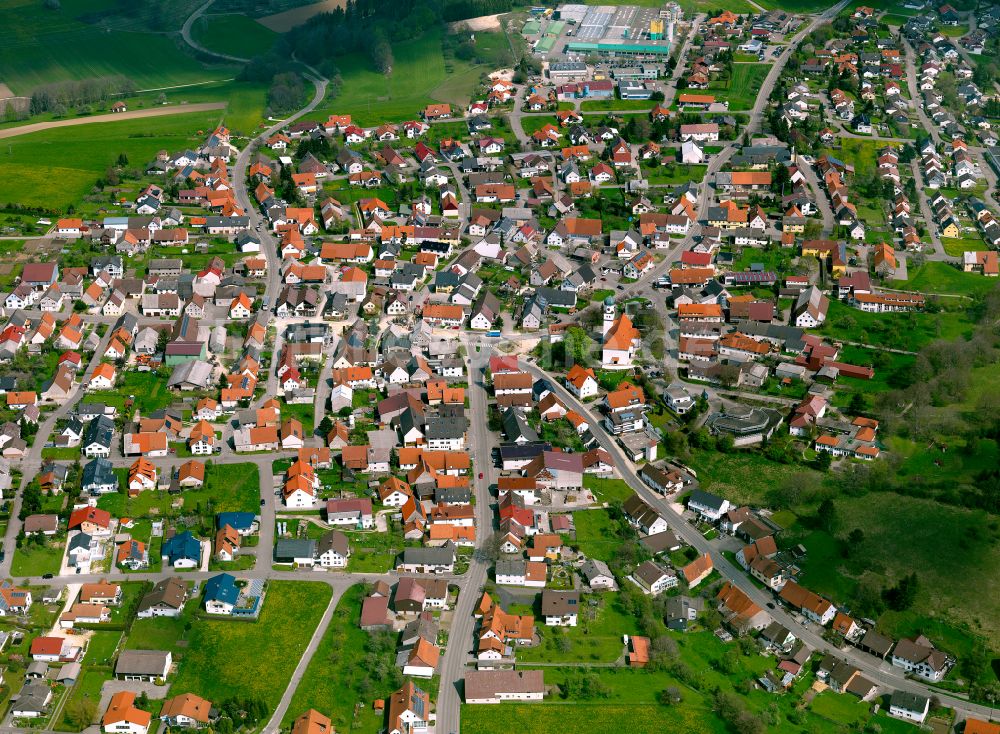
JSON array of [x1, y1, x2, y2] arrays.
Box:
[[478, 472, 484, 479]]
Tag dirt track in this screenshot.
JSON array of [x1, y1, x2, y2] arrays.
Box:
[[0, 102, 227, 140]]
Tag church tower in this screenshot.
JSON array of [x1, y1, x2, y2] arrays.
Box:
[[602, 296, 616, 337]]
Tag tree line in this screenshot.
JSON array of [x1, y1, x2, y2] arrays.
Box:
[[29, 76, 136, 116]]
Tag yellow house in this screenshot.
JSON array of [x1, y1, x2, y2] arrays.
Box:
[[783, 219, 805, 234], [940, 218, 960, 238]]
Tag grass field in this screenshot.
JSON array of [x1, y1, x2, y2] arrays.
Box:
[[315, 28, 509, 126], [570, 509, 622, 563], [0, 111, 221, 209], [126, 602, 195, 652], [191, 14, 278, 59], [11, 542, 63, 577], [518, 593, 638, 664], [582, 476, 632, 503], [98, 462, 259, 519], [585, 0, 757, 10], [56, 669, 111, 732], [791, 492, 1000, 649], [580, 99, 655, 112], [463, 628, 917, 734], [711, 64, 769, 111], [822, 138, 895, 179], [283, 585, 396, 733], [0, 0, 236, 95], [171, 581, 332, 707], [82, 630, 123, 666], [892, 261, 1000, 298], [688, 449, 824, 507], [820, 298, 975, 352]]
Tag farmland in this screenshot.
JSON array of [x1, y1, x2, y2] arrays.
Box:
[[0, 111, 221, 209], [0, 0, 236, 95]]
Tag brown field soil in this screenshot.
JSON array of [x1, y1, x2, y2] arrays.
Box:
[[0, 83, 15, 99], [256, 0, 348, 32]]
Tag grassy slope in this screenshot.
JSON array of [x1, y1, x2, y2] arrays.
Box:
[[793, 492, 1000, 646], [0, 111, 220, 209], [315, 28, 510, 127], [191, 14, 278, 59], [892, 262, 1000, 298], [171, 581, 332, 707], [0, 0, 235, 95]]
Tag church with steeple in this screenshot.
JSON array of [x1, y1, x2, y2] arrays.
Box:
[[601, 297, 641, 369]]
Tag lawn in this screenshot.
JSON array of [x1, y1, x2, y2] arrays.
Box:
[[82, 630, 123, 666], [283, 584, 398, 733], [518, 594, 638, 664], [190, 14, 278, 59], [11, 542, 63, 577], [711, 64, 769, 111], [344, 527, 410, 572], [171, 581, 332, 708], [126, 604, 193, 653], [941, 234, 988, 258], [580, 99, 655, 112], [570, 509, 622, 563], [642, 163, 708, 185], [583, 476, 633, 503], [55, 669, 111, 732], [821, 138, 894, 179], [92, 369, 186, 416], [892, 261, 1000, 298], [0, 0, 236, 96], [314, 27, 501, 126], [0, 111, 222, 209]]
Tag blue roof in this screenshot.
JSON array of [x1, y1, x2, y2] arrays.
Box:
[[204, 573, 239, 606], [162, 531, 201, 565], [216, 512, 256, 532]]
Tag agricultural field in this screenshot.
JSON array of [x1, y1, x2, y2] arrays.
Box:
[[0, 0, 236, 95], [0, 111, 222, 209], [171, 581, 332, 707]]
